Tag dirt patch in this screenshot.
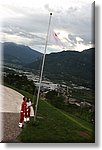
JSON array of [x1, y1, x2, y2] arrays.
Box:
[[79, 131, 90, 139]]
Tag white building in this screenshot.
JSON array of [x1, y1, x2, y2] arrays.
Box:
[[34, 81, 58, 91]]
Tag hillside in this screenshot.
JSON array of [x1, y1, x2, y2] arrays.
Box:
[[3, 82, 94, 142], [2, 85, 94, 142], [27, 48, 95, 89], [19, 99, 94, 143], [3, 42, 43, 65]]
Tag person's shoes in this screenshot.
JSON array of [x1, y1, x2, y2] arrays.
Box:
[[19, 123, 23, 128], [27, 117, 30, 122], [24, 117, 27, 122]]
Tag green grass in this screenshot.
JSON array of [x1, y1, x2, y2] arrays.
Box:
[[72, 89, 95, 103], [18, 100, 94, 143]]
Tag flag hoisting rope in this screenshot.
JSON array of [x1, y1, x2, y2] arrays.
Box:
[[34, 13, 52, 121]]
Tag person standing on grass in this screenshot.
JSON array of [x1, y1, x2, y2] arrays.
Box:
[[19, 96, 27, 128], [26, 98, 33, 121]]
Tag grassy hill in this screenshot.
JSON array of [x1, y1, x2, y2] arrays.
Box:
[[3, 84, 94, 143], [18, 99, 94, 143]]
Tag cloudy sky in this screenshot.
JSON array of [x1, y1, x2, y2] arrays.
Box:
[[0, 0, 94, 53]]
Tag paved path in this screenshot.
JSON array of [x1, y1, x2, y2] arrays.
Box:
[[0, 85, 23, 113], [0, 85, 34, 142], [1, 112, 22, 143]]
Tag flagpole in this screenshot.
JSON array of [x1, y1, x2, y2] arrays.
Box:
[[34, 13, 52, 121]]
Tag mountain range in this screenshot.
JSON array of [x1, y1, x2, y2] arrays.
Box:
[[3, 42, 95, 89], [26, 48, 95, 89], [3, 42, 43, 64]]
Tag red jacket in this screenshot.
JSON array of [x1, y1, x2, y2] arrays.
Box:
[[21, 101, 27, 113]]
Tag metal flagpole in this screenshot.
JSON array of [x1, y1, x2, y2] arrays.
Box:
[[34, 13, 52, 121]]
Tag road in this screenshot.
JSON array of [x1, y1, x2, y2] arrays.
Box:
[[0, 85, 34, 142]]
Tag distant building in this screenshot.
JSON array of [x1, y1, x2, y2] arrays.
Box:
[[80, 101, 92, 108], [34, 80, 58, 91], [69, 98, 76, 104], [73, 86, 90, 90]]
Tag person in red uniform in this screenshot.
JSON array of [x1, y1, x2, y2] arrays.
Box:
[[19, 97, 27, 128]]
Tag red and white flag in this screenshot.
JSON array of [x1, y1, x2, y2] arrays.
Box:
[[49, 29, 65, 49]]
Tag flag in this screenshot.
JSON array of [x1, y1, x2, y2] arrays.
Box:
[[49, 29, 65, 49]]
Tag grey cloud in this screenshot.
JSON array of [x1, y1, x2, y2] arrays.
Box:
[[64, 33, 92, 50], [67, 34, 89, 45], [44, 3, 62, 14], [17, 32, 45, 41], [68, 34, 77, 43], [54, 11, 92, 44], [67, 7, 78, 14], [2, 3, 93, 52], [3, 27, 14, 35], [44, 4, 53, 12], [3, 23, 46, 46]]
